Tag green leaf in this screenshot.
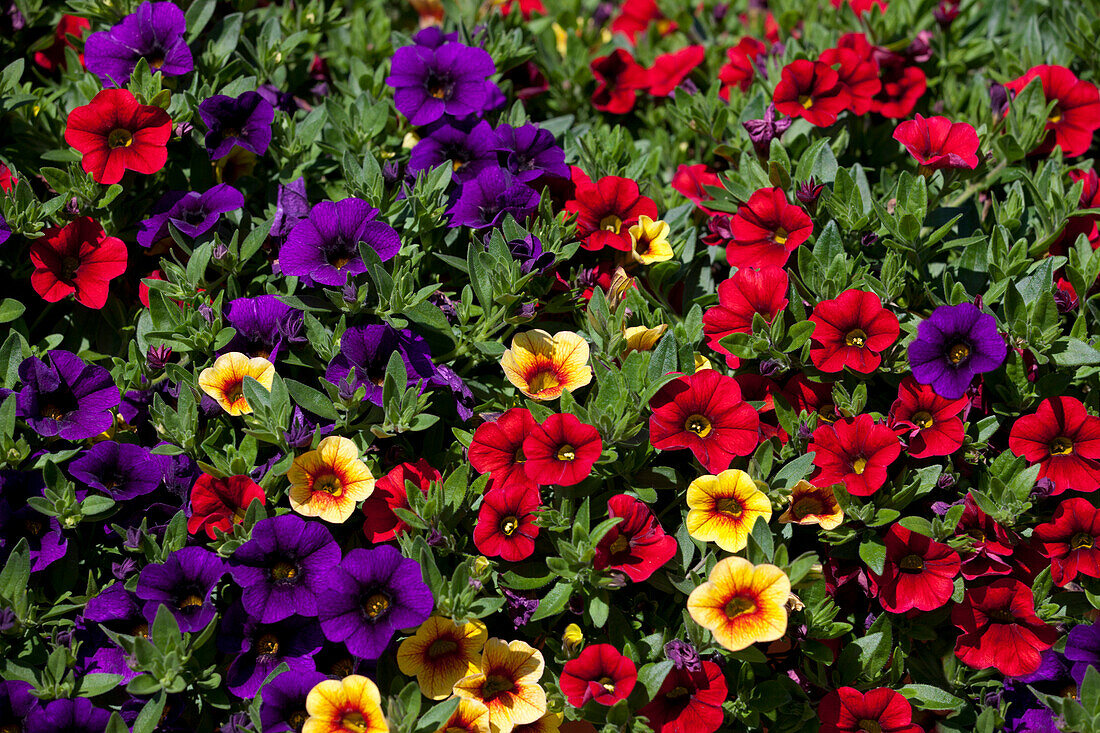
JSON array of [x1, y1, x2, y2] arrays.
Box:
[[1051, 338, 1100, 367], [529, 581, 572, 622], [897, 683, 966, 711], [414, 697, 461, 733], [0, 299, 25, 324], [637, 660, 674, 699], [77, 673, 125, 697], [858, 539, 887, 575], [285, 378, 340, 420]]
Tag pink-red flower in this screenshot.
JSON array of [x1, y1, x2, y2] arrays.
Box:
[[773, 60, 851, 127], [725, 187, 812, 268], [522, 413, 602, 487], [559, 644, 637, 707], [1009, 396, 1100, 495], [671, 164, 721, 210], [702, 266, 789, 367], [638, 660, 726, 733], [1005, 65, 1100, 158], [952, 578, 1058, 676], [65, 88, 171, 185], [468, 408, 538, 491], [808, 289, 900, 374], [35, 14, 90, 71], [647, 46, 704, 96], [565, 169, 658, 252], [870, 524, 961, 613], [593, 494, 677, 582], [187, 474, 266, 539], [810, 414, 901, 496], [719, 37, 767, 99], [361, 459, 440, 543], [590, 49, 649, 115], [30, 217, 128, 309], [819, 45, 880, 116], [818, 687, 921, 733], [888, 376, 969, 458], [1034, 497, 1100, 587], [893, 114, 980, 170], [473, 484, 541, 562]]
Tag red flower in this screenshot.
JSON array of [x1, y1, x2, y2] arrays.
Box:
[[719, 37, 767, 100], [671, 164, 721, 210], [35, 14, 90, 71], [1034, 497, 1100, 586], [818, 687, 921, 733], [649, 370, 761, 474], [830, 0, 888, 14], [647, 46, 705, 96], [637, 661, 727, 733], [1005, 65, 1100, 158], [1059, 169, 1100, 249], [30, 217, 128, 310], [871, 65, 926, 119], [952, 578, 1058, 676], [870, 524, 961, 613], [611, 0, 675, 43], [893, 114, 980, 170], [593, 494, 677, 582], [809, 414, 901, 496], [888, 376, 969, 458], [559, 644, 637, 707], [781, 374, 838, 422], [819, 46, 880, 115], [590, 49, 649, 115], [702, 265, 789, 367], [187, 474, 266, 539], [361, 459, 440, 543], [773, 59, 851, 127], [138, 269, 164, 308], [1009, 396, 1100, 495], [522, 413, 602, 487], [808, 289, 899, 374], [736, 374, 787, 443], [956, 493, 1016, 580], [0, 163, 16, 192], [65, 89, 172, 185], [472, 484, 541, 562], [468, 408, 538, 490], [726, 187, 812, 268], [565, 171, 658, 251]]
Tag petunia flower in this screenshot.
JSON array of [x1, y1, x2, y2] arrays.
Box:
[[820, 44, 881, 116], [431, 698, 490, 733], [34, 14, 90, 71], [909, 303, 1007, 400], [408, 120, 498, 184], [702, 265, 789, 367], [468, 408, 539, 490], [223, 294, 304, 362], [83, 1, 191, 86], [14, 350, 120, 441], [198, 352, 276, 416], [590, 49, 649, 114], [30, 217, 127, 309], [68, 440, 168, 501], [778, 480, 844, 530], [1009, 396, 1100, 495], [564, 170, 659, 251], [324, 324, 436, 406], [646, 45, 705, 96], [686, 469, 773, 553], [893, 114, 980, 170], [817, 687, 922, 733], [637, 660, 726, 733], [453, 638, 547, 733], [500, 330, 593, 401], [288, 436, 375, 524], [559, 644, 637, 707], [473, 484, 541, 562], [0, 681, 41, 732], [1066, 623, 1100, 686], [303, 675, 388, 733], [628, 216, 674, 265], [1004, 65, 1100, 158], [809, 414, 901, 497], [741, 104, 793, 156], [611, 0, 675, 42], [521, 413, 602, 487], [197, 91, 275, 160], [446, 167, 540, 229], [953, 578, 1058, 676], [725, 187, 812, 268], [670, 164, 721, 210], [1034, 497, 1100, 586], [492, 123, 570, 183], [135, 546, 227, 632], [362, 459, 439, 543], [888, 376, 970, 459], [719, 37, 767, 99], [65, 89, 171, 185], [688, 556, 790, 651], [396, 616, 488, 700], [136, 184, 244, 248], [955, 493, 1016, 580], [870, 524, 961, 613], [24, 698, 111, 733], [280, 199, 401, 287], [218, 604, 324, 699], [808, 289, 900, 374], [386, 41, 498, 126], [187, 474, 265, 539], [773, 59, 851, 127], [593, 494, 677, 582], [260, 670, 327, 733]]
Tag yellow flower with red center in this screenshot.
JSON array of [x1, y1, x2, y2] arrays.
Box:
[[303, 675, 388, 733], [628, 216, 674, 265], [622, 324, 668, 356], [778, 480, 845, 530], [686, 469, 773, 553], [288, 436, 375, 523], [452, 638, 547, 733], [432, 698, 489, 733], [512, 713, 563, 733], [500, 330, 592, 401], [198, 352, 275, 416], [687, 556, 791, 652], [396, 616, 488, 700]]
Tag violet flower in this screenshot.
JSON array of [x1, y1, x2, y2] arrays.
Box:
[[25, 698, 111, 733], [135, 546, 227, 632], [386, 41, 498, 126], [15, 350, 120, 441], [908, 302, 1007, 399], [222, 294, 304, 362], [136, 184, 244, 248], [0, 471, 67, 573], [77, 583, 147, 681], [218, 604, 324, 699], [0, 680, 40, 732], [279, 199, 401, 287], [325, 324, 437, 406], [408, 120, 498, 184], [68, 441, 169, 501], [492, 123, 570, 182], [198, 91, 276, 160], [742, 104, 792, 156], [270, 177, 310, 244], [446, 167, 539, 229], [83, 1, 192, 87], [260, 670, 328, 733]]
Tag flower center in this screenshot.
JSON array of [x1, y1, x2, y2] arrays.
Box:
[[328, 254, 352, 269], [852, 457, 868, 475], [792, 497, 823, 519], [426, 71, 454, 100], [912, 411, 934, 429], [858, 722, 882, 733], [131, 622, 149, 638], [715, 496, 744, 517], [501, 516, 520, 536], [899, 554, 925, 572], [146, 51, 166, 69], [599, 214, 623, 233], [178, 594, 204, 609], [609, 533, 630, 555], [1049, 107, 1063, 124], [798, 94, 814, 109], [1050, 437, 1075, 456], [1072, 533, 1095, 551], [107, 128, 133, 148], [527, 369, 561, 394], [315, 473, 344, 497], [23, 518, 43, 537], [948, 342, 971, 364], [61, 255, 81, 281], [556, 444, 576, 461], [363, 593, 390, 619], [773, 227, 789, 245], [684, 414, 712, 437], [845, 329, 868, 348], [598, 676, 616, 694], [481, 674, 514, 698], [224, 380, 244, 404], [724, 596, 757, 619], [427, 639, 459, 658], [340, 711, 368, 733], [287, 710, 308, 732], [271, 561, 299, 581], [666, 686, 689, 699], [256, 633, 280, 656], [988, 608, 1015, 623]]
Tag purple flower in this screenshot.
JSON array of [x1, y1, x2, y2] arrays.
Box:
[[502, 587, 538, 628], [136, 546, 226, 632], [386, 42, 498, 126], [68, 441, 168, 501], [317, 545, 433, 659], [412, 27, 458, 49], [136, 184, 244, 248], [257, 84, 301, 114], [492, 123, 569, 183], [1006, 708, 1062, 733], [408, 120, 498, 184], [78, 583, 146, 681], [664, 639, 702, 672], [1067, 622, 1100, 685], [260, 670, 328, 733], [229, 514, 340, 623], [0, 471, 67, 573], [431, 363, 474, 421], [446, 167, 539, 229], [742, 104, 792, 156], [218, 604, 324, 699], [146, 344, 173, 371], [0, 680, 40, 731], [270, 178, 310, 244], [908, 302, 1007, 399], [279, 199, 401, 287], [198, 91, 276, 159], [0, 214, 10, 246], [222, 294, 304, 362], [83, 1, 192, 87], [15, 350, 120, 441], [283, 406, 333, 449], [26, 698, 111, 733], [325, 324, 437, 406]]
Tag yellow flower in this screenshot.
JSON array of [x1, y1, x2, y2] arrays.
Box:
[[628, 216, 674, 265], [562, 623, 584, 655], [303, 675, 389, 733], [777, 481, 844, 530], [686, 469, 773, 553], [607, 266, 634, 309], [403, 131, 420, 149], [453, 638, 547, 733], [687, 556, 790, 652], [288, 436, 375, 523], [551, 23, 568, 56], [512, 712, 563, 733], [500, 330, 592, 401], [432, 697, 490, 733], [397, 617, 488, 700], [622, 324, 668, 356], [694, 354, 712, 372], [198, 352, 275, 416]]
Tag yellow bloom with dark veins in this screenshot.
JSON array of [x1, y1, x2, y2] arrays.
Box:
[[396, 616, 488, 700], [623, 324, 668, 356], [432, 697, 489, 733], [500, 330, 592, 401], [512, 712, 563, 733], [778, 480, 844, 530], [686, 469, 773, 552], [198, 352, 275, 416], [629, 216, 674, 265], [687, 556, 790, 652], [303, 675, 388, 733], [288, 436, 375, 523], [452, 638, 547, 733]]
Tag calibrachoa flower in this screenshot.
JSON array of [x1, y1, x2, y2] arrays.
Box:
[[0, 681, 40, 731], [260, 670, 327, 733], [68, 440, 167, 501], [565, 171, 658, 251], [473, 484, 541, 561], [453, 638, 547, 733], [362, 459, 439, 543], [671, 163, 721, 208], [280, 199, 401, 287], [688, 557, 790, 652], [223, 294, 304, 362], [198, 91, 275, 159], [702, 265, 789, 366], [893, 114, 980, 170], [15, 350, 120, 441], [871, 524, 961, 613], [83, 1, 192, 86], [1004, 65, 1100, 157], [808, 289, 900, 374], [447, 167, 540, 229], [135, 546, 226, 632], [637, 660, 727, 733], [302, 675, 388, 733], [432, 698, 490, 733], [396, 616, 488, 699], [198, 352, 276, 416], [34, 14, 90, 71], [810, 414, 902, 497], [647, 45, 704, 97], [908, 302, 1007, 400], [593, 494, 677, 582], [1009, 396, 1100, 495], [820, 44, 881, 116], [220, 607, 324, 698], [889, 376, 970, 459], [500, 330, 593, 400], [817, 687, 923, 733], [623, 324, 668, 355], [468, 408, 538, 490], [725, 187, 812, 268], [952, 578, 1058, 676], [559, 644, 637, 707], [30, 217, 127, 309], [1034, 497, 1100, 586], [778, 480, 844, 530], [325, 324, 435, 406], [25, 698, 111, 733], [956, 493, 1016, 580], [1066, 623, 1100, 686], [386, 41, 498, 125], [65, 89, 171, 185], [686, 469, 773, 553], [719, 37, 767, 99], [590, 49, 648, 114], [288, 436, 375, 523], [628, 216, 674, 265], [521, 413, 602, 486], [773, 59, 850, 127], [137, 184, 245, 248]]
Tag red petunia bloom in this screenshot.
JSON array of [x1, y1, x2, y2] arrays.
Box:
[[870, 524, 961, 613], [187, 474, 266, 539], [1008, 396, 1100, 495], [559, 644, 638, 708], [888, 376, 969, 459], [35, 14, 90, 71], [0, 163, 16, 192], [638, 660, 727, 733], [1034, 497, 1100, 587], [565, 169, 658, 252], [818, 687, 921, 733], [781, 374, 838, 422], [590, 49, 649, 115], [65, 88, 172, 185], [361, 459, 440, 543], [593, 494, 677, 582], [952, 578, 1058, 676], [830, 0, 888, 14], [736, 374, 788, 443], [611, 0, 675, 43], [30, 217, 128, 310], [810, 414, 901, 497], [819, 46, 880, 116], [719, 37, 767, 100], [522, 413, 602, 487], [671, 164, 721, 210], [472, 484, 541, 562], [702, 265, 789, 367], [468, 408, 538, 490], [1005, 65, 1100, 158], [871, 64, 927, 119], [649, 370, 761, 474], [893, 114, 980, 170], [1058, 168, 1100, 250], [808, 289, 899, 374], [773, 59, 851, 127], [725, 187, 812, 268], [647, 46, 705, 96], [956, 493, 1016, 580]]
